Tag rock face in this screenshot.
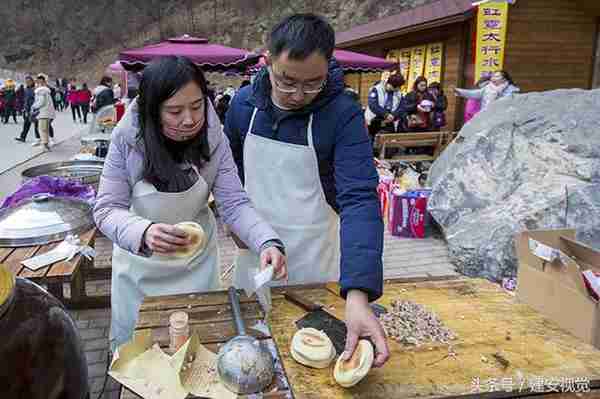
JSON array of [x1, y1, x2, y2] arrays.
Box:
[[0, 0, 437, 83], [428, 89, 600, 280]]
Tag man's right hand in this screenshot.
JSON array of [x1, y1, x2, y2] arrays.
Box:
[[143, 223, 190, 254]]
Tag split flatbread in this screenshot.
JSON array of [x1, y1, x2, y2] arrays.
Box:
[[170, 222, 206, 259], [333, 339, 374, 387], [290, 328, 336, 369]]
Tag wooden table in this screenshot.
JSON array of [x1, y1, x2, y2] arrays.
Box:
[[121, 278, 600, 398], [0, 228, 108, 309], [121, 289, 291, 399]]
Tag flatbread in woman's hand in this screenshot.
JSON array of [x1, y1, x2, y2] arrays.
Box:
[[170, 222, 206, 259]]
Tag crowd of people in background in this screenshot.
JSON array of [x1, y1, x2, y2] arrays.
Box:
[[66, 83, 92, 124], [2, 65, 519, 155], [0, 72, 127, 152], [365, 73, 449, 142], [362, 69, 519, 143]]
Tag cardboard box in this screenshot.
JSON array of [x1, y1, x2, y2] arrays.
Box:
[[515, 229, 600, 349]]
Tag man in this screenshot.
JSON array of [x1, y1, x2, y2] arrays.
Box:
[[31, 73, 55, 152], [15, 76, 36, 143], [365, 73, 406, 140], [225, 14, 389, 367]]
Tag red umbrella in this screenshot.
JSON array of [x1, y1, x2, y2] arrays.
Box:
[[119, 35, 260, 72], [333, 49, 398, 72], [247, 49, 397, 74]]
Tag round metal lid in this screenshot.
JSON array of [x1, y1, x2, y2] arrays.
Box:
[[0, 194, 95, 247], [21, 161, 104, 185]]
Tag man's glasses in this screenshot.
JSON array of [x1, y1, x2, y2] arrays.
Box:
[[269, 67, 327, 95]]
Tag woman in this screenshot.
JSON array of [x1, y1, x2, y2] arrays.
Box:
[[67, 85, 81, 122], [463, 76, 490, 124], [403, 76, 435, 132], [427, 82, 448, 131], [455, 70, 520, 113], [94, 56, 287, 350], [78, 83, 92, 124]]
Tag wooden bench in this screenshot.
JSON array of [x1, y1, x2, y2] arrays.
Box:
[[375, 131, 458, 162], [0, 228, 109, 309]]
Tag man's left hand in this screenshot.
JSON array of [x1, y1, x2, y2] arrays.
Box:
[[343, 289, 390, 367]]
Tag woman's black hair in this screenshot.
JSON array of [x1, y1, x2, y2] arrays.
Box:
[[82, 83, 88, 90], [497, 70, 515, 86], [99, 76, 113, 87], [137, 55, 211, 192], [412, 76, 428, 92], [428, 82, 443, 94]]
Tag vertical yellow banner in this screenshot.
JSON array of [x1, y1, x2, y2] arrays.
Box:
[[398, 49, 412, 93], [474, 1, 509, 84], [407, 46, 427, 92], [424, 42, 444, 84]]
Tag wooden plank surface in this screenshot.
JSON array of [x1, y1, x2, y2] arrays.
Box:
[[0, 247, 14, 262], [5, 246, 39, 276], [269, 279, 600, 399]]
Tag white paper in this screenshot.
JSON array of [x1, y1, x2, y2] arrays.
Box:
[[528, 238, 562, 262], [21, 235, 95, 271], [254, 265, 274, 291], [21, 241, 74, 270]]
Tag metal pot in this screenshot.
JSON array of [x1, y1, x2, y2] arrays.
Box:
[[21, 160, 104, 186], [0, 265, 89, 398]]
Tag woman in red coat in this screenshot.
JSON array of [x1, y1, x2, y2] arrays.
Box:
[[77, 83, 92, 124], [67, 85, 81, 123]]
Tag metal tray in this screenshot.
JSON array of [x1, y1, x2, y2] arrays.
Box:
[[22, 160, 104, 186]]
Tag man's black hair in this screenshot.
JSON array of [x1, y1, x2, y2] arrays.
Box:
[[268, 13, 335, 61]]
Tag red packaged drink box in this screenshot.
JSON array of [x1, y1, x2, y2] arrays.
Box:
[[388, 189, 432, 238], [582, 269, 600, 300]]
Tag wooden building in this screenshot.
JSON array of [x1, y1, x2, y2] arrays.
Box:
[[337, 0, 600, 130]]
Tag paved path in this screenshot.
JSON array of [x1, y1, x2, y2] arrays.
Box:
[[0, 108, 87, 174]]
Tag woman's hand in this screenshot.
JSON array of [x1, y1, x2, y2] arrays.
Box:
[[143, 223, 190, 254], [259, 246, 287, 281]]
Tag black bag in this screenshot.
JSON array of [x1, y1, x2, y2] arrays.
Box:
[[30, 107, 40, 122]]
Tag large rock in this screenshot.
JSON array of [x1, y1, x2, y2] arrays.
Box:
[[428, 89, 600, 280]]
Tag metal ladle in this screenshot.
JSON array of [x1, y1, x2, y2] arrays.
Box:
[[217, 287, 275, 394]]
